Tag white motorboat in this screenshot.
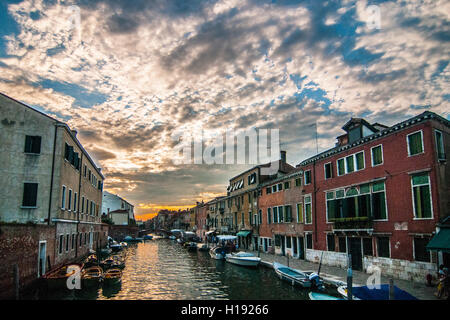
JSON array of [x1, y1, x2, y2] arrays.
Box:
[[225, 252, 261, 267]]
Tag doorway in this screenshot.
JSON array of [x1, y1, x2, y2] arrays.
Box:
[[280, 235, 286, 256], [38, 241, 46, 277], [349, 237, 363, 271], [293, 237, 298, 256], [298, 237, 305, 260]]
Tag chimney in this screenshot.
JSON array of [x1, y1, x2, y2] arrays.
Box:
[[280, 150, 286, 163], [71, 129, 78, 137]]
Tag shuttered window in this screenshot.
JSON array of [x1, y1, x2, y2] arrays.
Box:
[[371, 145, 383, 166], [24, 135, 41, 154], [407, 131, 423, 156], [22, 183, 38, 207], [412, 173, 432, 219]]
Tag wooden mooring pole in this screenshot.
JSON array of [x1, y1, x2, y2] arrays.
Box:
[[13, 264, 20, 300], [389, 278, 395, 300], [347, 254, 353, 300]]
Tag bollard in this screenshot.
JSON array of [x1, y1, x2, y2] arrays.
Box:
[[389, 278, 395, 300]]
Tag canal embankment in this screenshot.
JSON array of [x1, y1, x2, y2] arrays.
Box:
[[250, 250, 438, 300]]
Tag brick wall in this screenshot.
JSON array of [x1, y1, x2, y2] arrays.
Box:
[[0, 224, 55, 299]]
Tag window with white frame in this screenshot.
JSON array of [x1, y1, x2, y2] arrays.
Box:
[[411, 173, 432, 219], [407, 130, 424, 156], [324, 162, 333, 180], [304, 195, 312, 224], [296, 203, 303, 223], [61, 186, 66, 209], [304, 170, 311, 185], [371, 145, 383, 166], [435, 130, 445, 160]]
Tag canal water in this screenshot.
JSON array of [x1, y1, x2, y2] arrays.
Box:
[[40, 238, 313, 300]]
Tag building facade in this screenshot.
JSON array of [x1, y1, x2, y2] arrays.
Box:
[[101, 190, 135, 222], [0, 93, 108, 294]]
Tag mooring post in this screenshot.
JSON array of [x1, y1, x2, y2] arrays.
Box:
[[347, 254, 353, 300], [287, 253, 289, 267], [14, 264, 20, 300], [389, 278, 395, 300]]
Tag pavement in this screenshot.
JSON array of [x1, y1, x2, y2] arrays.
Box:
[[248, 250, 440, 300]]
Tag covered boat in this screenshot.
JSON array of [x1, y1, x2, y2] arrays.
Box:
[[209, 246, 233, 260], [337, 285, 418, 300], [273, 262, 312, 288], [225, 252, 261, 267]]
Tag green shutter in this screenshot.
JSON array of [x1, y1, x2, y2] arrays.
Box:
[[372, 146, 383, 165], [356, 152, 364, 170], [338, 159, 345, 175], [408, 132, 423, 155], [346, 155, 354, 173]]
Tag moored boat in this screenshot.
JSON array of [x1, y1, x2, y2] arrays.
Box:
[[273, 262, 312, 288], [82, 254, 99, 268], [197, 243, 209, 251], [103, 268, 122, 285], [309, 292, 343, 300], [185, 242, 198, 251], [225, 252, 261, 267], [209, 246, 233, 260], [43, 264, 81, 290], [81, 266, 103, 288], [144, 235, 153, 240]]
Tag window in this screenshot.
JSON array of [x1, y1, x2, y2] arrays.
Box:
[[241, 212, 244, 226], [84, 165, 87, 177], [295, 178, 302, 187], [355, 152, 364, 170], [68, 189, 72, 211], [22, 183, 38, 207], [304, 195, 312, 224], [278, 206, 284, 223], [407, 131, 424, 156], [273, 207, 278, 223], [377, 237, 390, 257], [371, 145, 383, 166], [266, 187, 271, 195], [272, 185, 277, 193], [24, 135, 41, 154], [363, 238, 373, 256], [277, 183, 283, 191], [435, 130, 445, 160], [414, 237, 431, 262], [71, 234, 75, 250], [74, 192, 77, 213], [296, 203, 303, 223], [372, 181, 387, 220], [285, 205, 292, 222], [346, 155, 354, 173], [306, 234, 313, 249], [66, 234, 69, 252], [81, 196, 85, 213], [267, 208, 272, 224], [304, 170, 311, 185], [275, 235, 281, 247], [284, 181, 291, 189], [61, 186, 66, 209], [338, 237, 347, 253], [412, 173, 432, 219], [327, 234, 335, 251], [79, 233, 82, 246], [324, 163, 332, 180], [59, 235, 64, 254], [337, 158, 345, 176]]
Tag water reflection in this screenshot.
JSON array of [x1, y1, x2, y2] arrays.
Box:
[[40, 239, 311, 300]]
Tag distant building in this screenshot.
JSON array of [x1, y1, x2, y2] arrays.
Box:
[[102, 190, 135, 222]]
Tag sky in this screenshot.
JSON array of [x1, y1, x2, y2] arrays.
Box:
[[0, 0, 449, 220]]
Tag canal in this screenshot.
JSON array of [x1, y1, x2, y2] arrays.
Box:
[[39, 238, 314, 300]]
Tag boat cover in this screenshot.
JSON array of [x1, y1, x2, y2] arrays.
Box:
[[352, 285, 418, 300]]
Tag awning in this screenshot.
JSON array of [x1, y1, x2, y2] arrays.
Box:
[[426, 228, 450, 253], [236, 231, 251, 237]]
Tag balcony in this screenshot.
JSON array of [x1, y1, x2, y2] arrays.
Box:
[[331, 216, 373, 231]]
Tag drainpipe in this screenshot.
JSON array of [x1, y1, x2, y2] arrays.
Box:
[[75, 152, 83, 259], [313, 159, 318, 243], [47, 124, 58, 225]]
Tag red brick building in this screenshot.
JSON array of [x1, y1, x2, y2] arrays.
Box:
[[293, 111, 449, 281]]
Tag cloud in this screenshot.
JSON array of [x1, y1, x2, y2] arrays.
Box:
[[0, 0, 448, 219]]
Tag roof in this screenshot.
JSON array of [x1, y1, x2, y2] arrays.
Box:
[[298, 111, 449, 167], [342, 117, 379, 133], [228, 159, 295, 182], [109, 209, 129, 214]]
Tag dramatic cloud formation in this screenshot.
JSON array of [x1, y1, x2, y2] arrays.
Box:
[[0, 0, 448, 219]]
